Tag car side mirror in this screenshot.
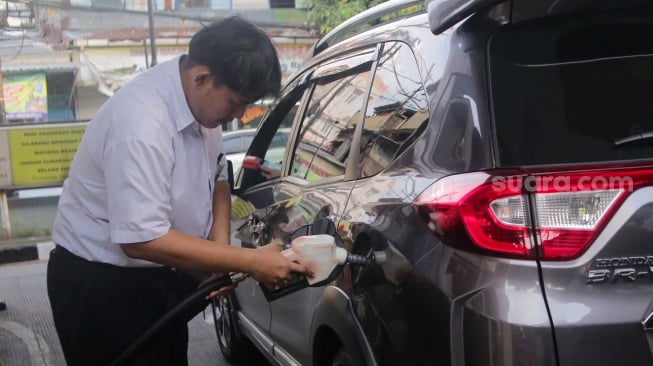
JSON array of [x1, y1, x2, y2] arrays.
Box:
[[239, 156, 270, 189], [241, 155, 263, 170]]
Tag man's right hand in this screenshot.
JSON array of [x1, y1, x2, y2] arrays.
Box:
[[250, 243, 311, 288]]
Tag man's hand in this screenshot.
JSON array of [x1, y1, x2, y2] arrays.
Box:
[[249, 243, 311, 288], [199, 272, 235, 299]]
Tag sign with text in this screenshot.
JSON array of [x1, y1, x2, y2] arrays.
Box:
[[0, 122, 87, 189], [0, 130, 12, 187], [2, 73, 49, 121]]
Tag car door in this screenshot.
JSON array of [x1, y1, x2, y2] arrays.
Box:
[[262, 47, 381, 365], [337, 40, 439, 365], [229, 78, 310, 356]]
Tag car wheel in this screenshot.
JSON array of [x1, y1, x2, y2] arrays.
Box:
[[331, 347, 356, 366], [211, 295, 260, 363]]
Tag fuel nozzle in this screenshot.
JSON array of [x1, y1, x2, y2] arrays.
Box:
[[261, 234, 377, 301], [345, 252, 372, 266], [345, 251, 385, 266], [285, 234, 348, 286], [286, 234, 378, 285]]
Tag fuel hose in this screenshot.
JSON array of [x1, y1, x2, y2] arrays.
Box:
[[110, 273, 245, 366]]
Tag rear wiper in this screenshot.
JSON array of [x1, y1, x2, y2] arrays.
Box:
[[613, 131, 653, 148]]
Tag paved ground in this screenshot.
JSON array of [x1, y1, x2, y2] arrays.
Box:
[[0, 259, 264, 366]]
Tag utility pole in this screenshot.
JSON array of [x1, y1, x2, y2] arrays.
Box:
[[142, 39, 150, 68], [146, 0, 157, 67]]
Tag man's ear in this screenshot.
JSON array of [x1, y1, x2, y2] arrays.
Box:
[[193, 67, 212, 87]]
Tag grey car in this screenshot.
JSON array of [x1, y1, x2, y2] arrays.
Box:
[[212, 0, 653, 365]]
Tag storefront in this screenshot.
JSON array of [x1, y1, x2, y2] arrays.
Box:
[[1, 65, 77, 123]]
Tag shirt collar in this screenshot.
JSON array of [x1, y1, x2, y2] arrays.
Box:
[[170, 54, 197, 132]]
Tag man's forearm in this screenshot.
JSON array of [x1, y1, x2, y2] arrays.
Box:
[[120, 229, 257, 273], [119, 229, 308, 287], [209, 180, 231, 244]]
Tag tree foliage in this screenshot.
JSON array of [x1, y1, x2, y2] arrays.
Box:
[[305, 0, 387, 35]]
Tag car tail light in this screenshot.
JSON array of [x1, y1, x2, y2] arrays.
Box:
[[414, 167, 653, 260]]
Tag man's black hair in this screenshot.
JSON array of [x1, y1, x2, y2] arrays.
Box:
[[188, 16, 282, 101]]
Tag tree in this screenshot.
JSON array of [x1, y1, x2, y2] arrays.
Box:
[[305, 0, 387, 35]]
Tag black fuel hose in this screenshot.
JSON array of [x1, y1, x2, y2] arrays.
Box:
[[110, 274, 237, 366]]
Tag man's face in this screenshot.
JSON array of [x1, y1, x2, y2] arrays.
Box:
[[188, 70, 253, 129]]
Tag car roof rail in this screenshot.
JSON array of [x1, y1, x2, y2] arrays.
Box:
[[312, 0, 425, 56]]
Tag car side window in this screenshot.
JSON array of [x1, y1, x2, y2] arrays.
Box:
[[290, 69, 372, 181], [236, 76, 311, 190], [358, 42, 429, 178], [263, 109, 295, 168]]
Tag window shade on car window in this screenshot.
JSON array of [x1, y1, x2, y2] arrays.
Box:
[[312, 48, 376, 80]]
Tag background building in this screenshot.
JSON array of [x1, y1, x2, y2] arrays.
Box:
[[1, 0, 319, 122], [0, 0, 319, 240]]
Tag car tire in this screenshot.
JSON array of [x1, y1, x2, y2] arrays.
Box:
[[211, 295, 260, 363], [331, 347, 356, 366]]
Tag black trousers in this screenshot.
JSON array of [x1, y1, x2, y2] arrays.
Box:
[[47, 245, 199, 366]]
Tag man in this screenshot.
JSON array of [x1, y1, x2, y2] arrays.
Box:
[[47, 16, 309, 365]]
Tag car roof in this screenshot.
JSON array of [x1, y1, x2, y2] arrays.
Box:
[[426, 0, 653, 35], [510, 0, 653, 23]]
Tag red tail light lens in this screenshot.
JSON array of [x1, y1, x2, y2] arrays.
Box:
[[414, 171, 535, 259], [414, 167, 652, 260]]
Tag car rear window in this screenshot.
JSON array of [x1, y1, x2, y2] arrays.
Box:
[[489, 17, 653, 166]]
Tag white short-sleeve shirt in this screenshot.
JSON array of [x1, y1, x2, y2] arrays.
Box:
[[52, 55, 228, 267]]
